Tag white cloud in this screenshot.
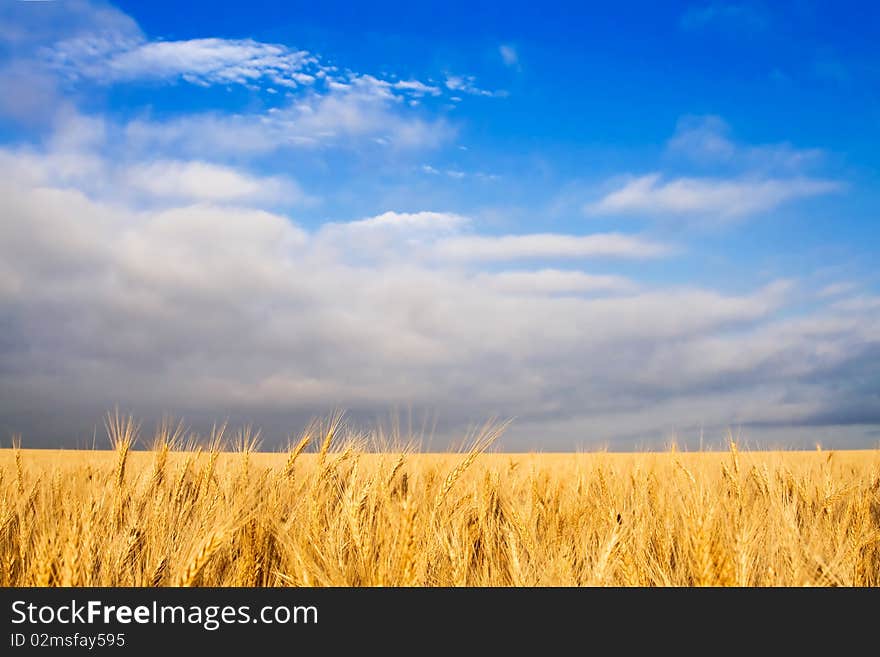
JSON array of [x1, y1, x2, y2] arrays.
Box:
[[0, 112, 112, 192], [7, 3, 467, 154], [0, 60, 62, 124], [311, 214, 666, 267], [479, 269, 635, 295], [420, 165, 498, 181], [0, 122, 311, 208], [36, 13, 463, 108], [47, 35, 323, 88], [0, 0, 141, 49], [313, 211, 470, 263], [667, 115, 736, 161], [118, 204, 310, 298], [831, 295, 880, 313], [393, 79, 441, 96], [122, 160, 309, 204], [667, 115, 825, 171], [435, 232, 672, 261], [588, 173, 841, 219], [124, 82, 456, 154], [816, 282, 857, 298], [499, 44, 518, 67], [444, 74, 506, 98], [339, 210, 467, 232], [0, 0, 139, 124]]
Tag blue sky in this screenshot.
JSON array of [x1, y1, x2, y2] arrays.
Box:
[[0, 1, 878, 449]]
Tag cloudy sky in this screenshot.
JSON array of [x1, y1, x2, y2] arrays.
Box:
[[1, 0, 878, 449]]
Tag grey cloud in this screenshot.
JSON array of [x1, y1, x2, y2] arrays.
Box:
[[2, 146, 878, 449]]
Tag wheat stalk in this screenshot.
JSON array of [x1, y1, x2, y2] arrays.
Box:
[[434, 423, 503, 512], [12, 434, 24, 495], [176, 530, 226, 587], [283, 431, 313, 478], [105, 410, 138, 489]]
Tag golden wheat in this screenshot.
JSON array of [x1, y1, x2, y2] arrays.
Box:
[[1, 419, 878, 586]]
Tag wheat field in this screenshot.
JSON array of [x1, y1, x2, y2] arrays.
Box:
[[1, 415, 879, 587]]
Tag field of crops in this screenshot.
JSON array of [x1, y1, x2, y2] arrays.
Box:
[[2, 417, 878, 587]]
